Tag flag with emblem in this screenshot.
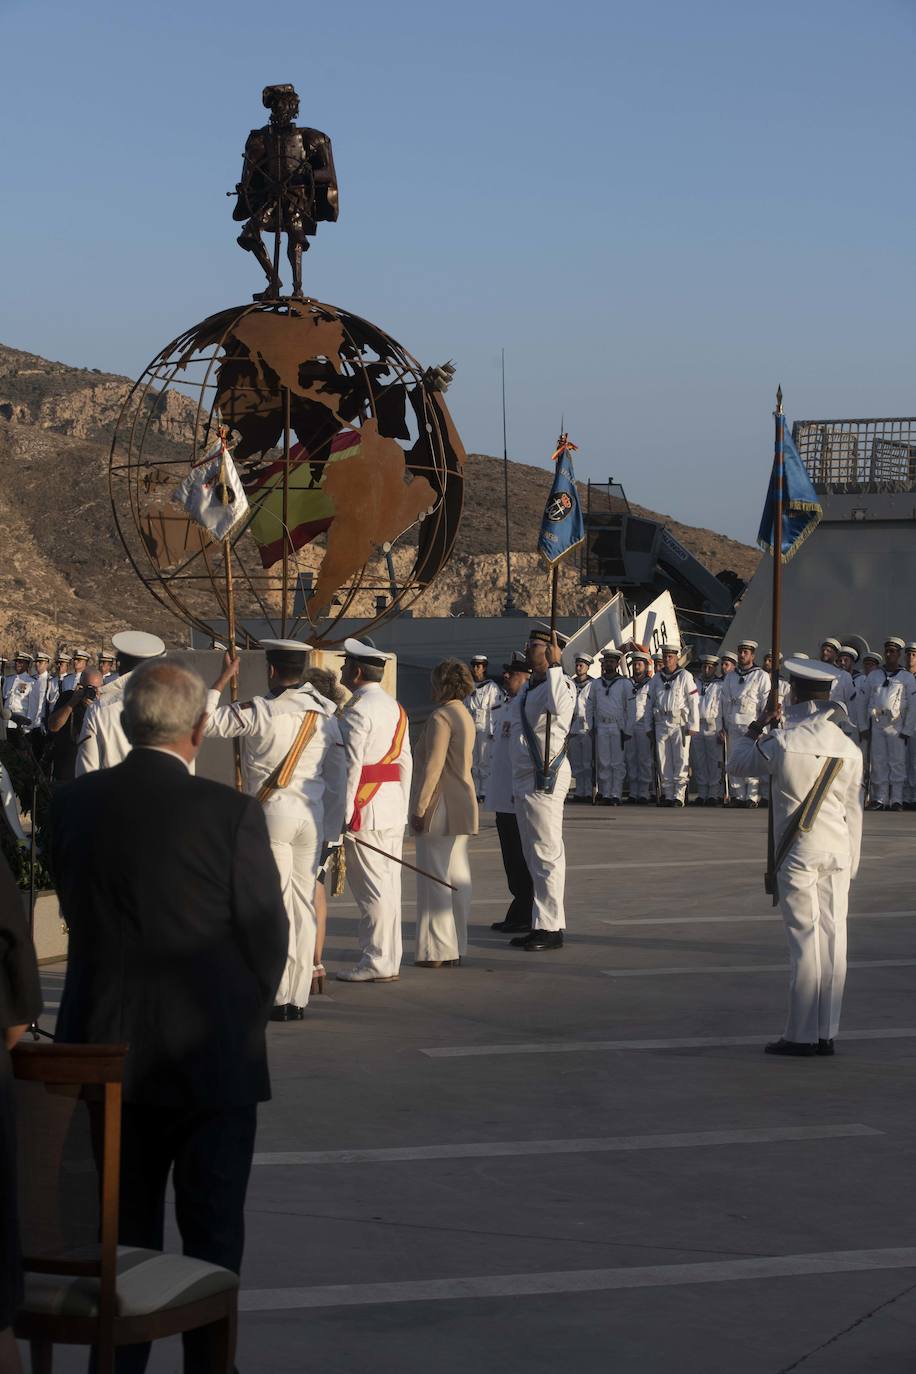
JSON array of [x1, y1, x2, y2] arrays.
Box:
[[537, 434, 585, 567], [757, 420, 822, 563], [242, 428, 361, 569], [173, 435, 249, 542]]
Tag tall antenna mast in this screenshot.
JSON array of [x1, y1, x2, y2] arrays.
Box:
[[501, 349, 516, 614]]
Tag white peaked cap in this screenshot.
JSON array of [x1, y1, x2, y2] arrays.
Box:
[[72, 648, 91, 659], [820, 637, 842, 651], [574, 653, 594, 664], [112, 631, 166, 660], [660, 643, 681, 654], [839, 645, 859, 660], [34, 651, 50, 661], [720, 648, 738, 663], [13, 650, 32, 660], [261, 638, 312, 653], [737, 639, 758, 651], [343, 637, 390, 666], [784, 657, 839, 684], [470, 654, 488, 663], [885, 636, 906, 650]]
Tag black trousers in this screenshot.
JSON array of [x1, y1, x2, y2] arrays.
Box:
[[495, 810, 534, 926], [110, 1103, 257, 1374]]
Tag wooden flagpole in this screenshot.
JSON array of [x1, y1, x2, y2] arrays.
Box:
[[542, 430, 565, 772], [764, 384, 785, 902], [223, 537, 243, 793]]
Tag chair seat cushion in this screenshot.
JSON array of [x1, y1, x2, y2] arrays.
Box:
[[21, 1247, 238, 1319]]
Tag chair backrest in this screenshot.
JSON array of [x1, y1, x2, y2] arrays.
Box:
[[12, 1043, 127, 1336]]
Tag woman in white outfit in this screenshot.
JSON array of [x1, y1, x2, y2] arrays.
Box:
[[411, 660, 479, 967]]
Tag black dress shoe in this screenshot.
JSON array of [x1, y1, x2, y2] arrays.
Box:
[[659, 797, 673, 808], [817, 1038, 835, 1056], [492, 918, 532, 933], [269, 1004, 298, 1022], [764, 1038, 817, 1057], [890, 802, 903, 812], [636, 796, 649, 805], [514, 930, 564, 951]]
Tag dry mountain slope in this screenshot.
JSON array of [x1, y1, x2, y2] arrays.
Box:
[[0, 342, 759, 649]]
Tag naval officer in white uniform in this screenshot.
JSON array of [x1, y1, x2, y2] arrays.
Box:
[[721, 639, 770, 806], [75, 631, 166, 774], [464, 655, 503, 800], [206, 640, 347, 1020], [648, 643, 699, 806], [508, 628, 575, 952], [337, 638, 412, 983], [730, 658, 863, 1056]]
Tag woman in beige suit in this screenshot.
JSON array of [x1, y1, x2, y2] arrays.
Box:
[[411, 659, 479, 967]]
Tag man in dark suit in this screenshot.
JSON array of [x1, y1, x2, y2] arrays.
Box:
[[52, 659, 288, 1373]]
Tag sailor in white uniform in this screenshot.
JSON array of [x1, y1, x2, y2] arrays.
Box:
[[906, 643, 916, 809], [46, 654, 71, 717], [75, 631, 166, 774], [730, 658, 863, 1056], [507, 628, 575, 952], [567, 653, 595, 802], [337, 638, 412, 983], [593, 649, 630, 804], [26, 652, 52, 736], [721, 639, 770, 806], [463, 655, 503, 800], [2, 652, 34, 739], [62, 649, 91, 694], [623, 651, 654, 803], [206, 640, 347, 1020], [648, 643, 699, 805], [98, 650, 118, 685], [692, 655, 724, 804], [861, 636, 916, 811], [486, 652, 535, 934]]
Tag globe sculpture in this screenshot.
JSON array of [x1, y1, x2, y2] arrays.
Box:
[[109, 297, 465, 646]]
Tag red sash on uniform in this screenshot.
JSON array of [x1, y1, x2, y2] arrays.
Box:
[[349, 706, 408, 832]]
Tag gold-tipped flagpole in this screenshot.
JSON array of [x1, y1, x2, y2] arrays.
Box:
[[542, 428, 567, 771], [764, 384, 785, 903]]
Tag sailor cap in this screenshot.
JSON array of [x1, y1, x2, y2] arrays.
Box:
[[698, 654, 720, 665], [862, 649, 882, 663], [820, 637, 842, 651], [470, 654, 488, 664], [764, 651, 784, 663], [784, 657, 839, 684], [13, 650, 32, 661], [737, 639, 758, 651], [601, 647, 622, 659], [838, 645, 859, 661], [574, 653, 594, 664], [72, 648, 91, 659], [906, 643, 916, 654], [720, 649, 738, 664], [261, 638, 313, 654], [884, 636, 906, 650], [343, 636, 390, 667], [111, 631, 166, 660], [629, 651, 651, 664], [659, 643, 681, 655], [34, 651, 50, 662]]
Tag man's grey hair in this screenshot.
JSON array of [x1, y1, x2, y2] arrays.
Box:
[[122, 658, 207, 747]]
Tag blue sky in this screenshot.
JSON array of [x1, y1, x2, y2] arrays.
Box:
[[2, 0, 913, 544]]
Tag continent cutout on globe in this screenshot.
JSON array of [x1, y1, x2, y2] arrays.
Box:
[[307, 419, 437, 614], [229, 312, 345, 412]]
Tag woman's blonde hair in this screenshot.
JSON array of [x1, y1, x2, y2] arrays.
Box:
[[431, 657, 474, 704]]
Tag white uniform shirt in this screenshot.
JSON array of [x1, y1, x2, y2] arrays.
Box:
[[730, 701, 864, 877], [76, 674, 130, 775], [649, 669, 700, 730], [592, 675, 630, 729], [694, 677, 724, 734], [205, 684, 346, 839], [483, 696, 516, 813], [508, 667, 576, 785], [829, 666, 857, 717], [339, 683, 412, 832], [722, 665, 770, 729], [26, 671, 49, 730], [625, 677, 654, 735], [3, 672, 34, 730], [463, 680, 504, 738], [862, 667, 916, 736], [46, 675, 65, 715], [569, 677, 594, 735]]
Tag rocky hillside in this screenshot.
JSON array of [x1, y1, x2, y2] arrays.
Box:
[[0, 342, 759, 652]]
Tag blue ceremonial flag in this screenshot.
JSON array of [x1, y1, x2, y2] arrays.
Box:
[[537, 436, 585, 567], [756, 420, 822, 563]]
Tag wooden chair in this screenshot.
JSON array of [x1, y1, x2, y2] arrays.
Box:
[[12, 1042, 238, 1373]]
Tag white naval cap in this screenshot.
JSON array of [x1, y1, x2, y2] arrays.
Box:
[[698, 654, 720, 665], [884, 636, 906, 650], [343, 636, 391, 667], [719, 648, 738, 664], [470, 654, 488, 664], [820, 636, 842, 651], [601, 647, 622, 659], [737, 638, 758, 651], [629, 651, 651, 664], [574, 652, 594, 664], [34, 651, 50, 662], [784, 657, 839, 684], [839, 644, 859, 660], [112, 631, 166, 660], [13, 649, 32, 660], [261, 638, 313, 654], [906, 642, 916, 653], [98, 648, 115, 660], [72, 648, 91, 659], [660, 642, 681, 654]]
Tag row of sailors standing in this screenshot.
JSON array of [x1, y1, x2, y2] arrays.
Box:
[[1, 647, 118, 738]]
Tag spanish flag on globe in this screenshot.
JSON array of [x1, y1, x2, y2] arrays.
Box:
[[243, 429, 361, 569]]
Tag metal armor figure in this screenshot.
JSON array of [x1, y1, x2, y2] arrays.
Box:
[[232, 84, 339, 300]]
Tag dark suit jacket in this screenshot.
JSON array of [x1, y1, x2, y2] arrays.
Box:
[[52, 749, 287, 1108], [0, 854, 42, 1033]]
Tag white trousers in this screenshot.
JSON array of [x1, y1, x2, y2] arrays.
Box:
[[472, 731, 493, 796], [656, 725, 690, 801], [625, 732, 654, 800], [777, 855, 849, 1043], [515, 774, 569, 931], [692, 732, 722, 799], [415, 805, 472, 961], [726, 725, 759, 801], [595, 725, 625, 800], [567, 732, 593, 797], [870, 729, 906, 805], [345, 827, 404, 977], [265, 807, 320, 1009]]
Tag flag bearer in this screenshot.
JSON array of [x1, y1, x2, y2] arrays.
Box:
[[692, 655, 724, 805], [206, 640, 346, 1020], [730, 658, 863, 1057], [593, 649, 629, 804], [862, 636, 916, 811], [567, 653, 595, 801], [648, 644, 699, 806], [721, 640, 769, 806], [464, 655, 503, 801], [336, 639, 412, 982]]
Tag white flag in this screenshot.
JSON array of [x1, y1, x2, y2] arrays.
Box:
[[173, 439, 249, 542]]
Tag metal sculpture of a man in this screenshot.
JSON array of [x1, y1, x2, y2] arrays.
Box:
[[232, 84, 339, 300]]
